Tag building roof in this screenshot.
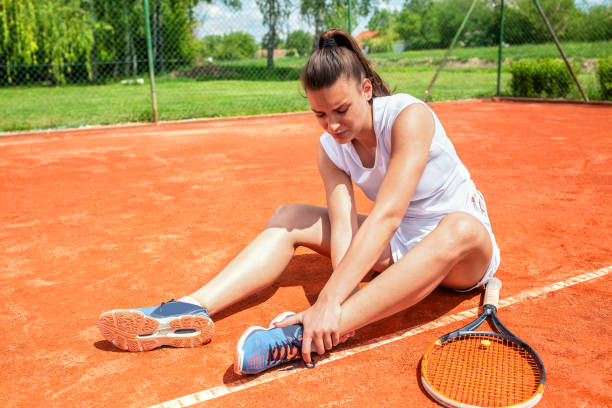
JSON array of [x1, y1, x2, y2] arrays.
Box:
[[354, 30, 379, 42]]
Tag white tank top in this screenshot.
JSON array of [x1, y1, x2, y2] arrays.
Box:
[[320, 93, 473, 220]]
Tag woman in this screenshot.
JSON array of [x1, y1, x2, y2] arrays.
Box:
[[97, 29, 500, 376]]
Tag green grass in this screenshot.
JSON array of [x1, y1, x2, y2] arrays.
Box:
[[0, 68, 504, 132], [1, 40, 610, 132], [369, 40, 612, 65]]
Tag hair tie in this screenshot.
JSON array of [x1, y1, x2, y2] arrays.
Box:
[[322, 37, 338, 49]]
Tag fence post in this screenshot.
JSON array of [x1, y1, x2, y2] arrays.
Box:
[[497, 0, 505, 96], [143, 0, 159, 123]]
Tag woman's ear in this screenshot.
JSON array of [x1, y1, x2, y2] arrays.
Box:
[[361, 77, 373, 101]]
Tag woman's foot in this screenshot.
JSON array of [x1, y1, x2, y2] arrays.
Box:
[[97, 299, 214, 352], [234, 312, 305, 375]]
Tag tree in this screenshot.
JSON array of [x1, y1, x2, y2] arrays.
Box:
[[256, 0, 291, 67], [365, 8, 399, 54], [1, 0, 244, 85], [503, 0, 578, 44], [430, 0, 497, 48], [0, 0, 38, 83], [286, 29, 312, 56], [200, 32, 256, 60], [367, 9, 394, 32], [1, 0, 94, 84], [566, 4, 612, 42], [396, 0, 440, 49], [222, 32, 257, 60], [300, 0, 376, 49]]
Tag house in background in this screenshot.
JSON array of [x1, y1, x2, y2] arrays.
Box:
[[354, 30, 379, 50]]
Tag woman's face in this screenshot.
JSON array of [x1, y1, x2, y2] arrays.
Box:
[[306, 75, 373, 144]]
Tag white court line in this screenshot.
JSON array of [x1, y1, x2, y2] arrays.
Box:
[[149, 265, 611, 408]]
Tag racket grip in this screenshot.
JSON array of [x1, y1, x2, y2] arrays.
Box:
[[483, 277, 502, 308]]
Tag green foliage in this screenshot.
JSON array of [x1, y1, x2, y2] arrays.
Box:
[[0, 0, 38, 82], [392, 0, 498, 50], [200, 32, 257, 61], [300, 0, 374, 41], [375, 0, 610, 51], [262, 32, 283, 49], [285, 30, 312, 57], [0, 0, 93, 84], [367, 9, 393, 32], [362, 35, 395, 54], [566, 5, 612, 42], [503, 0, 598, 44], [396, 0, 439, 49], [0, 0, 207, 85], [596, 56, 612, 99], [509, 58, 577, 98]]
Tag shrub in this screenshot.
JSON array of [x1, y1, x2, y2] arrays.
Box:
[[286, 30, 312, 57], [363, 36, 394, 54], [596, 56, 612, 100], [510, 58, 577, 98], [509, 60, 537, 97], [199, 32, 257, 61]]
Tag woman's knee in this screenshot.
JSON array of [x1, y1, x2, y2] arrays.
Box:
[[438, 213, 491, 261], [266, 203, 326, 231], [267, 203, 302, 229]]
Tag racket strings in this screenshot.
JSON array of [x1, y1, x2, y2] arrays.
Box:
[[424, 334, 542, 407]]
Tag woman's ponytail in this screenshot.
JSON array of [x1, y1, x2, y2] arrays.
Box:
[[301, 29, 391, 97]]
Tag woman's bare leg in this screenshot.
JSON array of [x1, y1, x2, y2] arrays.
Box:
[[337, 212, 493, 334], [191, 204, 392, 315]]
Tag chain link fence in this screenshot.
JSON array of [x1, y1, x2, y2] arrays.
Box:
[[0, 0, 610, 132]]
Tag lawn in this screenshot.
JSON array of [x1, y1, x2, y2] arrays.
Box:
[[1, 41, 609, 132], [0, 68, 505, 132]]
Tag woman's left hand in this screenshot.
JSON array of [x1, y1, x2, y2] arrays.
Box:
[[274, 298, 342, 365]]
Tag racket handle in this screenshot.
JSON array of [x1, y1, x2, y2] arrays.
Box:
[[483, 277, 502, 308]]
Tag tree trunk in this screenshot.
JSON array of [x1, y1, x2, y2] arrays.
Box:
[[267, 0, 275, 68], [89, 0, 98, 82], [157, 0, 164, 73], [124, 2, 131, 77], [313, 8, 325, 51]]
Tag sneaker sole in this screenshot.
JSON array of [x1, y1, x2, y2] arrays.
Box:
[[97, 309, 214, 352]]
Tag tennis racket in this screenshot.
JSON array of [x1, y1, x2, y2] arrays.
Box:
[[420, 277, 545, 408]]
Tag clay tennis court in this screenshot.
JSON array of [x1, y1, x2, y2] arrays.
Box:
[[1, 100, 610, 407]]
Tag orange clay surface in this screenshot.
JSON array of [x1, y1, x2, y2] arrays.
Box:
[[0, 100, 610, 408]]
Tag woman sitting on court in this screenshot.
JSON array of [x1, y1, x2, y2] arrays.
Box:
[[97, 29, 500, 375]]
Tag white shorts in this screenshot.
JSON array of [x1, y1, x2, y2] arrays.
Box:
[[389, 182, 500, 292]]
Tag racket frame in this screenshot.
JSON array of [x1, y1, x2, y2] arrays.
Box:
[[420, 293, 546, 408]]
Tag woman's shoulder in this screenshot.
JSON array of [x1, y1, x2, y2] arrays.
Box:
[[374, 93, 423, 108], [373, 93, 427, 123], [373, 93, 425, 128]]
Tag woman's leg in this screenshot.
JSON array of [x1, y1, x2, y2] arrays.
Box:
[[191, 203, 392, 316], [337, 212, 493, 334]]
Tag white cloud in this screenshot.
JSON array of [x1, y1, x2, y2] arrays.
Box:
[[195, 0, 313, 41]]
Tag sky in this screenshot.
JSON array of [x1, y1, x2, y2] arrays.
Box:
[[193, 0, 404, 41], [193, 0, 610, 43]]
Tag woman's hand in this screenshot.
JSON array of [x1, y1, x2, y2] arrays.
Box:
[[274, 297, 342, 365]]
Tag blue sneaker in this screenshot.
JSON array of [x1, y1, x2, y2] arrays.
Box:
[[234, 312, 313, 375], [97, 299, 214, 352]]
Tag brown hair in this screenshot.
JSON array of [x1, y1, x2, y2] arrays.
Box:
[[301, 29, 391, 97]]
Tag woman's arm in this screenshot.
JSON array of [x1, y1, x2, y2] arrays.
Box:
[[319, 103, 435, 305], [278, 103, 435, 363], [316, 142, 359, 270]]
